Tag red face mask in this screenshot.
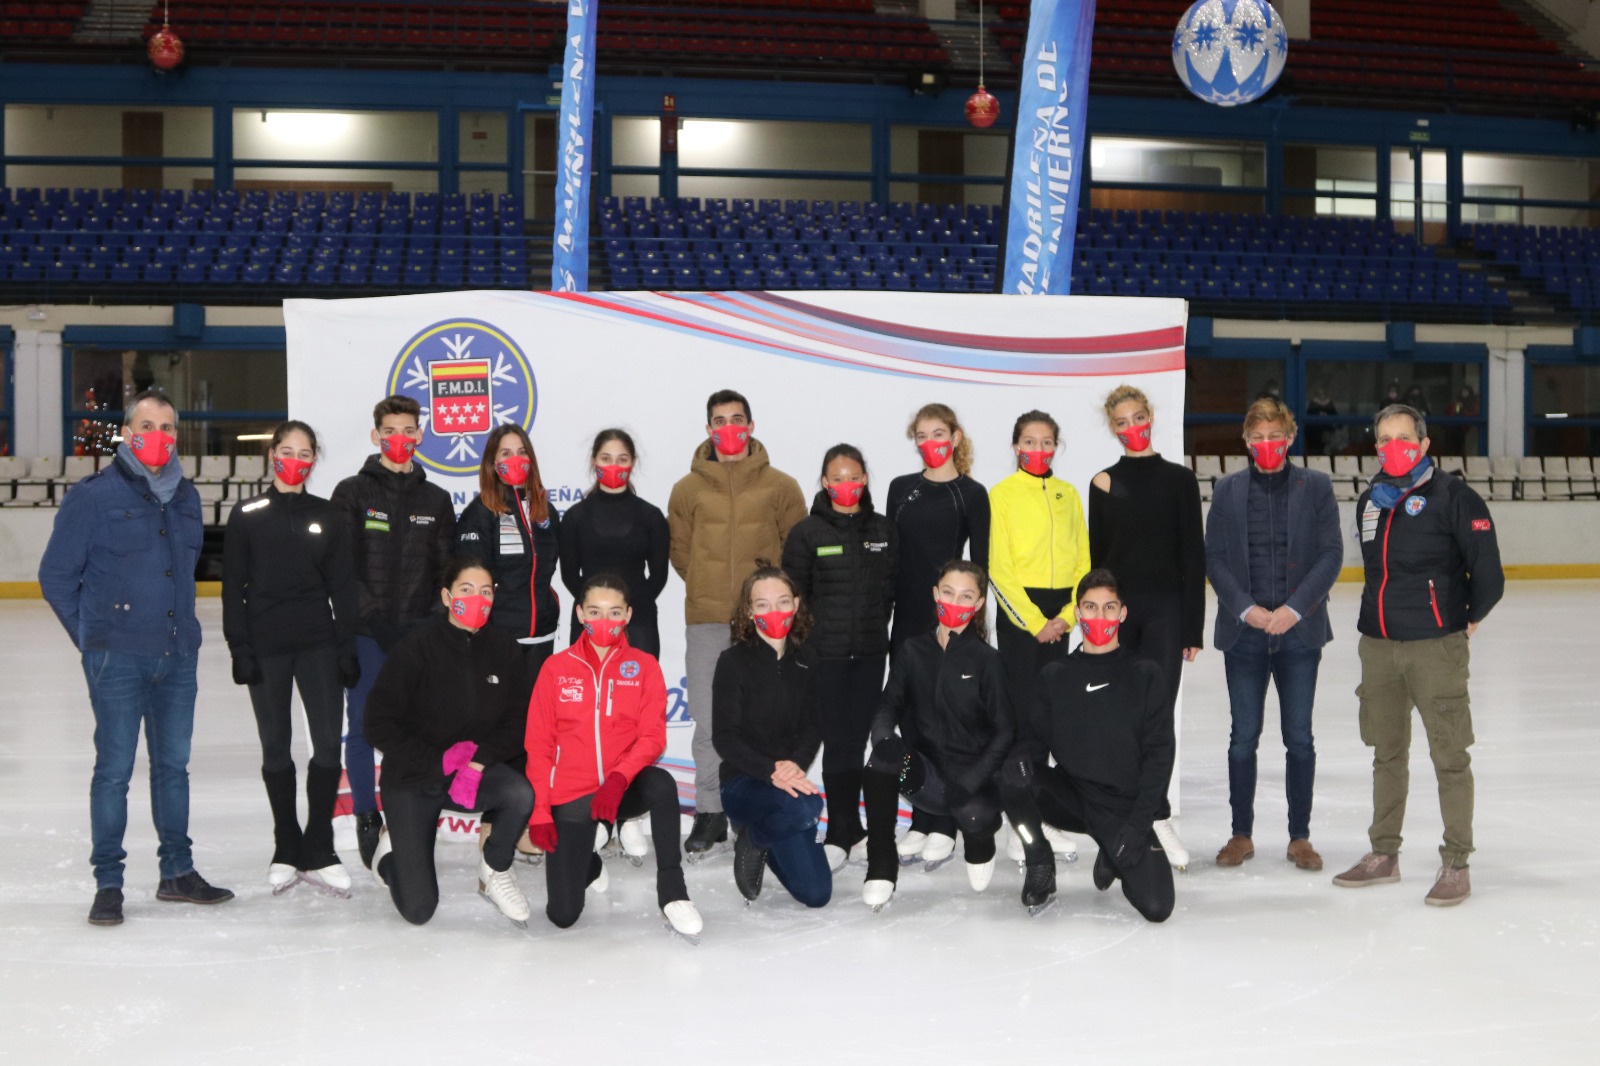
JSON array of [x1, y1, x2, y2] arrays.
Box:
[[495, 455, 531, 486], [825, 481, 866, 507], [381, 434, 416, 465], [1080, 617, 1120, 647], [918, 439, 953, 469], [710, 424, 750, 457], [753, 609, 795, 639], [584, 619, 626, 648], [1249, 439, 1290, 472], [1379, 438, 1424, 478], [1017, 449, 1054, 477], [935, 600, 978, 629], [1116, 423, 1153, 452], [273, 456, 313, 487], [596, 464, 631, 490], [128, 430, 176, 468], [450, 595, 492, 631]]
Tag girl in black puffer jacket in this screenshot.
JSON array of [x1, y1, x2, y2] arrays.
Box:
[[780, 443, 899, 869]]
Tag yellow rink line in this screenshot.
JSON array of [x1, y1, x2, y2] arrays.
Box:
[[4, 570, 1599, 601]]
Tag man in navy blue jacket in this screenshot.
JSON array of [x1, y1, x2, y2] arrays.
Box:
[[39, 391, 234, 926], [1205, 397, 1344, 874]]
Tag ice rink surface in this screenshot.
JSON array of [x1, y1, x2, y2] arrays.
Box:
[[2, 584, 1597, 1064]]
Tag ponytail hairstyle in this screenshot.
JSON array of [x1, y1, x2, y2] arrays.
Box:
[[586, 427, 639, 497], [935, 559, 990, 642], [478, 423, 549, 524], [906, 402, 974, 476], [1011, 409, 1061, 445], [1101, 384, 1153, 433], [729, 560, 814, 646], [266, 419, 319, 456], [579, 570, 632, 607]]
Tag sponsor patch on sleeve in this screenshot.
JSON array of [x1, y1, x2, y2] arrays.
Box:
[[1471, 518, 1492, 532]]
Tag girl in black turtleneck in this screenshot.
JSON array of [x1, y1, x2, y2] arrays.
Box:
[[1087, 384, 1205, 867], [223, 420, 360, 896], [780, 443, 899, 871], [558, 428, 671, 657]]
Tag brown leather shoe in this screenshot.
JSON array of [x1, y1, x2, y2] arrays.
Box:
[[1215, 835, 1255, 866], [1424, 864, 1470, 907], [1286, 838, 1323, 871], [1332, 851, 1400, 887]]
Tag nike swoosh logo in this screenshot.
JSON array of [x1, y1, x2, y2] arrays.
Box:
[[961, 673, 975, 680], [1086, 683, 1110, 692]]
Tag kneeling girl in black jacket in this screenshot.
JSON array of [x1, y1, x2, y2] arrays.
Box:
[[363, 558, 535, 927], [860, 561, 1012, 909], [781, 444, 899, 871], [223, 420, 360, 896]]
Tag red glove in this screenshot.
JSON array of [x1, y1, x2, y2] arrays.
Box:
[[447, 765, 482, 810], [589, 772, 629, 823], [527, 820, 559, 853]]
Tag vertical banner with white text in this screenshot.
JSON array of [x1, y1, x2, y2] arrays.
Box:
[[551, 0, 598, 292], [1001, 0, 1096, 295]]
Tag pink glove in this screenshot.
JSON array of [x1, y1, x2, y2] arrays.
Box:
[[527, 820, 559, 853], [590, 772, 628, 823], [441, 740, 478, 776], [447, 764, 482, 809]]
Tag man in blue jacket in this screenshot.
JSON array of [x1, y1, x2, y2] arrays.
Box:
[[1205, 398, 1344, 874], [39, 391, 234, 926]]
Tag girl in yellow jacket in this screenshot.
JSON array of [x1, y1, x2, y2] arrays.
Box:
[[987, 409, 1091, 723]]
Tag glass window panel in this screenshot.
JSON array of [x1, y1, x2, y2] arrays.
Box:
[[460, 171, 508, 196], [612, 117, 661, 168], [4, 104, 213, 158], [610, 173, 659, 199], [1529, 425, 1600, 458], [1530, 365, 1600, 420], [1184, 422, 1251, 457], [233, 110, 437, 164], [676, 177, 871, 203], [678, 120, 869, 171], [1185, 357, 1286, 416], [458, 111, 507, 165], [1306, 360, 1481, 422], [1389, 148, 1448, 222], [5, 164, 212, 191], [230, 167, 438, 193], [1091, 137, 1265, 187], [69, 348, 287, 423]]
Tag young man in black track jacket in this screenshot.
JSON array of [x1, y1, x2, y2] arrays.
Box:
[[1001, 568, 1175, 922]]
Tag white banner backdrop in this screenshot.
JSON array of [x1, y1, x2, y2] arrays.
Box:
[[285, 290, 1190, 825]]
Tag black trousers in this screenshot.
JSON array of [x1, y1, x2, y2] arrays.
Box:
[[248, 644, 344, 773], [997, 587, 1074, 740], [1118, 589, 1184, 822], [377, 764, 534, 926], [1002, 763, 1174, 923], [862, 740, 1001, 880], [543, 765, 685, 929], [815, 655, 886, 849]]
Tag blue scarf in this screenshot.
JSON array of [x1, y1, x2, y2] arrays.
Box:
[[1370, 458, 1433, 511], [115, 443, 184, 505]]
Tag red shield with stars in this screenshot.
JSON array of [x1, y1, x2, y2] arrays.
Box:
[[429, 360, 491, 434]]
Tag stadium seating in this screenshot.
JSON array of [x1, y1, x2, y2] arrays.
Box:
[[0, 2, 83, 41], [1467, 223, 1600, 315]]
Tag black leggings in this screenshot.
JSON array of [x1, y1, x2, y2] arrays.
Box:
[[814, 655, 886, 850], [1002, 763, 1174, 923], [544, 765, 684, 929], [1118, 589, 1183, 822], [862, 740, 1001, 880], [248, 645, 344, 773], [377, 764, 535, 926], [996, 587, 1074, 740]]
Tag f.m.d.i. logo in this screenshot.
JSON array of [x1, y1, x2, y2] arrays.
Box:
[[386, 319, 537, 475]]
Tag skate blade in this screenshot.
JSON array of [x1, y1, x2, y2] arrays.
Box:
[[478, 889, 530, 929], [922, 855, 955, 874], [663, 919, 701, 946], [513, 850, 544, 868], [1056, 851, 1079, 864], [299, 876, 353, 900], [625, 855, 646, 868], [684, 843, 728, 864], [1027, 897, 1058, 918], [270, 877, 300, 896], [897, 853, 923, 867]]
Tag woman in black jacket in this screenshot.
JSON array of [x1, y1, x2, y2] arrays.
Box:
[[363, 558, 536, 927], [1087, 384, 1205, 870], [223, 420, 360, 897], [860, 561, 1012, 909], [780, 443, 899, 871], [455, 424, 562, 686], [714, 563, 831, 909], [558, 428, 671, 656]]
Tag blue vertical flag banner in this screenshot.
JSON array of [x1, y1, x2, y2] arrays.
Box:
[[1001, 0, 1097, 295], [552, 0, 599, 292]]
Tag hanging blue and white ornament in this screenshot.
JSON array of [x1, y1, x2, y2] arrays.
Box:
[[1172, 0, 1289, 107]]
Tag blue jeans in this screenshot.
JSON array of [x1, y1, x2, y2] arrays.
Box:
[[81, 649, 198, 888], [1224, 626, 1321, 841], [343, 636, 388, 814], [721, 775, 832, 908]]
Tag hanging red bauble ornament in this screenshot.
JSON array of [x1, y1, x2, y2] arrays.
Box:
[[965, 85, 1000, 129], [148, 26, 184, 70]]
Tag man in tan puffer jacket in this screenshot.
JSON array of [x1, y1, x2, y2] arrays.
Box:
[[668, 388, 808, 856]]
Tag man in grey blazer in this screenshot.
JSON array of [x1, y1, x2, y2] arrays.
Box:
[[1204, 397, 1344, 872]]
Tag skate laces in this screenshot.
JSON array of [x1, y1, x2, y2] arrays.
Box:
[[486, 866, 519, 896]]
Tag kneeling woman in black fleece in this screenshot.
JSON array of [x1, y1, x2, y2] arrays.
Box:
[[364, 559, 535, 927], [1001, 568, 1175, 923], [860, 560, 1013, 909], [715, 563, 832, 908], [780, 443, 899, 870]]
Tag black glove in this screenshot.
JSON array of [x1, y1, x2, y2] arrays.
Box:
[[1110, 822, 1150, 871], [867, 734, 906, 772], [1000, 754, 1035, 792], [944, 778, 973, 814], [338, 651, 361, 689], [231, 652, 262, 687], [367, 617, 404, 653]]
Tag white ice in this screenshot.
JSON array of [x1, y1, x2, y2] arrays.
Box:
[[2, 585, 1597, 1064]]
